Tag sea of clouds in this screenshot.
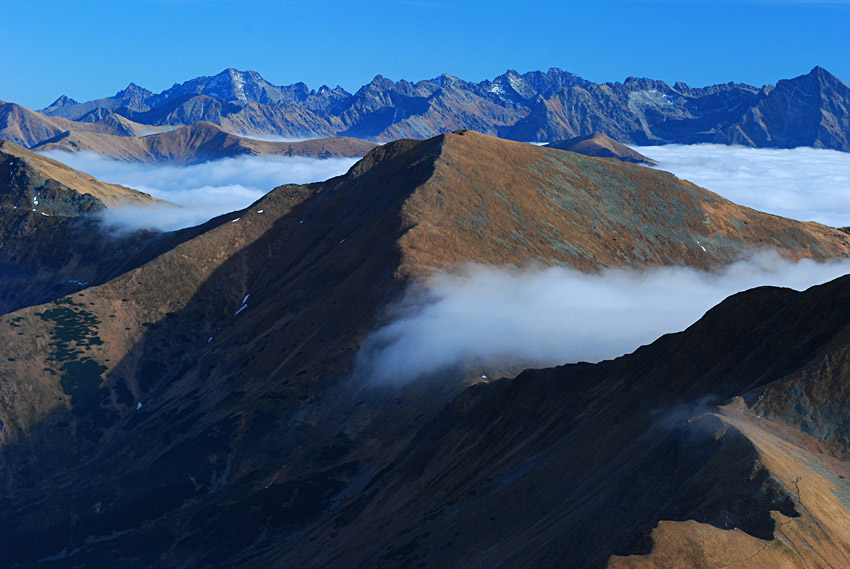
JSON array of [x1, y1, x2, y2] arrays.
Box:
[[40, 150, 357, 231], [634, 144, 850, 227]]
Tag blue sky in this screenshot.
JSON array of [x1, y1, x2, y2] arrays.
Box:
[[2, 0, 848, 109]]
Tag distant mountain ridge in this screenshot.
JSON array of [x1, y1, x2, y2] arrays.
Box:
[[0, 99, 159, 148], [32, 121, 377, 164], [39, 66, 850, 150]]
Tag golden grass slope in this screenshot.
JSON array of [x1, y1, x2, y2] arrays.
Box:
[[32, 121, 378, 164], [0, 100, 158, 147], [609, 402, 850, 568], [391, 130, 850, 276], [547, 132, 657, 165], [0, 140, 161, 206]]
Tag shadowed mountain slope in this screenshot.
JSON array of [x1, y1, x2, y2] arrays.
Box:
[[0, 142, 181, 313], [32, 121, 378, 164], [0, 131, 849, 567], [0, 141, 160, 207], [262, 277, 850, 569]]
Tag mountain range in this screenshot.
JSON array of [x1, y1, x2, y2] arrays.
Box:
[[36, 65, 850, 150], [2, 131, 850, 567]]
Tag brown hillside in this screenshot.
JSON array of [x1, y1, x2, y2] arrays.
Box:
[[546, 131, 657, 165], [0, 141, 170, 313], [0, 100, 158, 147], [0, 140, 161, 207], [33, 121, 378, 164], [388, 130, 850, 276]]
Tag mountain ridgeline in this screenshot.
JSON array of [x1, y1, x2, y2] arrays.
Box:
[[31, 121, 378, 165], [2, 132, 850, 567], [38, 65, 850, 150]]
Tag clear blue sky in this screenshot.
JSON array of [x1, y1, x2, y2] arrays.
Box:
[[2, 0, 849, 109]]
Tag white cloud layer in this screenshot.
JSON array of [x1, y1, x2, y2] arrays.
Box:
[[358, 254, 850, 384], [40, 150, 357, 231], [634, 144, 850, 227]]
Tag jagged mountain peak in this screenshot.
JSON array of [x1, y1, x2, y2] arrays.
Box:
[[366, 73, 396, 87], [114, 82, 154, 101], [430, 73, 464, 88], [214, 67, 269, 85], [772, 66, 850, 103], [807, 65, 849, 89], [47, 94, 78, 108], [810, 65, 834, 78]]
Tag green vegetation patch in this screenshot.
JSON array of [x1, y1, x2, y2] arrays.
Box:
[[38, 298, 103, 363], [37, 298, 117, 442]]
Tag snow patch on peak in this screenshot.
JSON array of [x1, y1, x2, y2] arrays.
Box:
[[627, 90, 674, 112], [507, 74, 524, 92]]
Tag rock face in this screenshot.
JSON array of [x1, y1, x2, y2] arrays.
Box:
[[546, 132, 657, 165], [32, 121, 378, 164], [36, 66, 850, 150], [1, 131, 850, 567]]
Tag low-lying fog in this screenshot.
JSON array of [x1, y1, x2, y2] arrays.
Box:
[[40, 150, 358, 231], [359, 254, 850, 383], [635, 144, 850, 228]]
